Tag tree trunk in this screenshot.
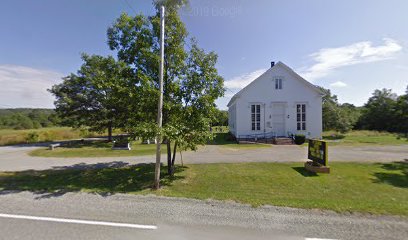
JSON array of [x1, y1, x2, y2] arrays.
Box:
[[107, 122, 113, 142], [180, 150, 183, 166], [171, 141, 177, 167], [167, 140, 172, 175]]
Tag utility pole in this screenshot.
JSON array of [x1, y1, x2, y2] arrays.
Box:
[[154, 5, 165, 190]]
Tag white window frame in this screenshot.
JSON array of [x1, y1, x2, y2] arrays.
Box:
[[296, 104, 306, 131], [251, 104, 261, 131]]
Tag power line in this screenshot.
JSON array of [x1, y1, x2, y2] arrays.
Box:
[[122, 0, 137, 15]]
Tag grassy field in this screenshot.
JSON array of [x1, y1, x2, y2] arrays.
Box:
[[0, 127, 102, 146], [29, 140, 168, 158], [322, 130, 408, 146], [0, 162, 406, 216]]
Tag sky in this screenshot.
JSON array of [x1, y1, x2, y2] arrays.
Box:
[[0, 0, 407, 109]]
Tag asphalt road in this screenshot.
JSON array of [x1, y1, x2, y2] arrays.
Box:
[[0, 192, 406, 240], [0, 144, 407, 171]]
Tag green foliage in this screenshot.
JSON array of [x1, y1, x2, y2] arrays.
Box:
[[48, 0, 224, 177], [320, 86, 407, 134], [358, 87, 407, 133], [212, 109, 228, 126], [26, 132, 39, 143], [49, 54, 134, 141], [0, 109, 59, 130], [107, 5, 225, 173], [320, 87, 361, 133], [294, 134, 305, 145]]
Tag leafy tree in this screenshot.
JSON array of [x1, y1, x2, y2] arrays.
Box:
[[107, 2, 224, 177], [337, 103, 362, 133], [49, 54, 133, 141], [320, 87, 340, 131], [393, 86, 408, 133], [13, 114, 34, 130], [213, 109, 228, 126], [319, 87, 361, 133], [359, 88, 398, 132]]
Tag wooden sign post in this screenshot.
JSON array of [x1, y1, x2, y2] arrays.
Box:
[[305, 139, 330, 173]]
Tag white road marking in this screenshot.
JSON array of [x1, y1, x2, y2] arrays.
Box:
[[0, 213, 157, 230], [305, 238, 338, 240]]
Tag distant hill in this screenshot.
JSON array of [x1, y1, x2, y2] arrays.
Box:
[[0, 108, 60, 130]]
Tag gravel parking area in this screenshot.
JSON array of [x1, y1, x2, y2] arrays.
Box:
[[0, 144, 407, 172]]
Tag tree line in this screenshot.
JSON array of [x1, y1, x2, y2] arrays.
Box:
[[0, 109, 59, 130], [3, 86, 404, 135], [321, 86, 408, 134]]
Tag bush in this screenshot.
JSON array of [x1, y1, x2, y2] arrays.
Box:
[[225, 132, 237, 142], [26, 132, 39, 143], [294, 134, 306, 145]]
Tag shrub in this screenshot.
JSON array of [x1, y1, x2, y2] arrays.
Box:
[[42, 130, 57, 142], [26, 132, 39, 143], [79, 128, 90, 138], [294, 134, 306, 145], [225, 132, 237, 142]]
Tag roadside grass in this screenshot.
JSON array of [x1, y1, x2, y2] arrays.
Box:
[[29, 140, 168, 158], [0, 162, 406, 216], [0, 127, 101, 146], [0, 163, 183, 194], [322, 130, 408, 146]]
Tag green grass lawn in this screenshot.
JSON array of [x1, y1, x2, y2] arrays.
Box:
[[0, 162, 406, 216], [322, 130, 408, 146], [29, 140, 168, 158]]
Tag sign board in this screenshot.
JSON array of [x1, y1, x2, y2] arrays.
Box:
[[308, 139, 328, 166]]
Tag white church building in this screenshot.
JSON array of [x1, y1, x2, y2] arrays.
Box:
[[227, 61, 324, 140]]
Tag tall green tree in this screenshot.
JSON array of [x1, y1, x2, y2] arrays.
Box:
[[393, 86, 408, 133], [49, 54, 133, 141], [320, 87, 340, 131], [319, 87, 360, 133], [213, 109, 228, 126], [359, 88, 398, 132], [107, 2, 224, 176]]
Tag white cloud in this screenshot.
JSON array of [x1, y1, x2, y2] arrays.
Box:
[[0, 65, 64, 108], [300, 38, 402, 81], [330, 81, 347, 88], [224, 68, 267, 89]]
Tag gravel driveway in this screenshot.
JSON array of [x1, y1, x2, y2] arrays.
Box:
[[0, 144, 407, 171]]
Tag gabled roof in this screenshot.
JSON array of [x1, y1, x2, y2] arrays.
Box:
[[227, 61, 324, 107]]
